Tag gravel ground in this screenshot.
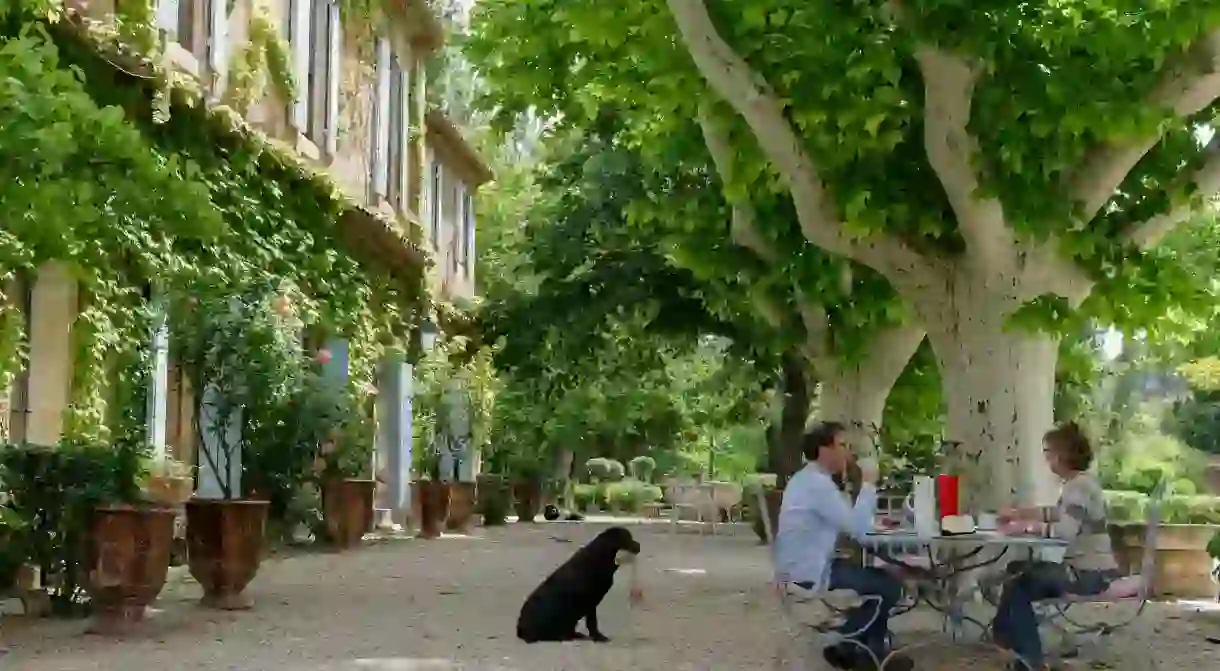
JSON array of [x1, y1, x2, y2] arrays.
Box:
[[1, 521, 1218, 670]]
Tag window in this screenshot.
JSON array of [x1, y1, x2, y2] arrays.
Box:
[[429, 158, 442, 251], [290, 0, 341, 153], [155, 0, 211, 61], [371, 40, 409, 209], [461, 189, 475, 275], [387, 57, 407, 209]]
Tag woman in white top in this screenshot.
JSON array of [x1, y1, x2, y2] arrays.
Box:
[[992, 422, 1119, 670]]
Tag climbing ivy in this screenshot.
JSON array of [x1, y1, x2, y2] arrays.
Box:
[[0, 3, 431, 441]]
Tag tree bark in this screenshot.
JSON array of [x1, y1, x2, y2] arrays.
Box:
[[817, 324, 925, 457], [920, 271, 1060, 510], [770, 352, 810, 488]]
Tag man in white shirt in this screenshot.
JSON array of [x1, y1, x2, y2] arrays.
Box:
[[774, 422, 913, 671]]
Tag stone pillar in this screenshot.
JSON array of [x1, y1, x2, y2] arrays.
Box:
[[26, 263, 75, 445], [376, 356, 413, 527], [196, 384, 242, 499], [145, 287, 170, 460]]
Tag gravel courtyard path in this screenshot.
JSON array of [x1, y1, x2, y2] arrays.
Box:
[[1, 522, 1218, 670]]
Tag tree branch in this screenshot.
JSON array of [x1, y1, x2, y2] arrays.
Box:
[[697, 104, 779, 263], [915, 45, 1014, 269], [667, 0, 932, 283], [1127, 132, 1220, 249], [1068, 30, 1220, 223]]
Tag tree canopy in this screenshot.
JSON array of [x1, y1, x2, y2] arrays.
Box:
[[469, 1, 1220, 505]]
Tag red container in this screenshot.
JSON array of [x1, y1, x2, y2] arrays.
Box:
[[937, 474, 960, 518]]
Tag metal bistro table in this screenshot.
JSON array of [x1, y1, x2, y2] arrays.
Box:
[[860, 529, 1069, 642]]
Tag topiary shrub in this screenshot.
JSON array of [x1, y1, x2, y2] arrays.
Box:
[[604, 479, 662, 514], [628, 456, 656, 482], [585, 457, 626, 483]]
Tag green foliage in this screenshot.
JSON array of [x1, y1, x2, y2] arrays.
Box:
[[174, 280, 312, 499], [1105, 489, 1220, 525], [469, 2, 1220, 337], [413, 337, 499, 480], [628, 455, 656, 482], [572, 483, 598, 511], [603, 478, 662, 513], [0, 439, 148, 614], [1098, 430, 1210, 496]]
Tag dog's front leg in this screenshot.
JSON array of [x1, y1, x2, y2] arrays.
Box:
[[585, 609, 609, 643]]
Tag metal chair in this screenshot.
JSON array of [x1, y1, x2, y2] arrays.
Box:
[[1036, 481, 1165, 661], [755, 486, 884, 670]]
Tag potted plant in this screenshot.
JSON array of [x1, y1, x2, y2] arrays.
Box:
[[86, 439, 179, 634], [314, 406, 376, 550], [510, 455, 546, 523], [1107, 490, 1220, 598], [175, 283, 299, 610], [476, 473, 510, 526], [410, 433, 450, 539]]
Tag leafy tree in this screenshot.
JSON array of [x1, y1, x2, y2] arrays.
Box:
[[471, 1, 1220, 505]]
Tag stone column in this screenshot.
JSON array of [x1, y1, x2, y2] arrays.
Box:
[[26, 262, 75, 445], [195, 384, 242, 499], [145, 287, 170, 460], [376, 355, 413, 527]]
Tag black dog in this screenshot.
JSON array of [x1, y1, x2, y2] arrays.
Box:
[[516, 526, 641, 643]]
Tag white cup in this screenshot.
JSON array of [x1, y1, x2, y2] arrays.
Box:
[[977, 513, 998, 530]]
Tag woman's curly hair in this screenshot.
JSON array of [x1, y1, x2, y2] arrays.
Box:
[[1043, 421, 1093, 472]]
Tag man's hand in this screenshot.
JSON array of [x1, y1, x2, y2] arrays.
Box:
[[857, 457, 879, 485]]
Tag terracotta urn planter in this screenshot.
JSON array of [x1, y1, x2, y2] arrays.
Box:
[[321, 478, 376, 549], [184, 499, 269, 610], [413, 480, 450, 539], [86, 505, 176, 634], [445, 481, 477, 532], [477, 474, 511, 526], [512, 480, 542, 523], [1109, 523, 1219, 598]]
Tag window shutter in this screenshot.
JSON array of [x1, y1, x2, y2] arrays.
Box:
[[289, 0, 310, 130], [155, 0, 179, 37], [208, 0, 229, 79], [397, 67, 411, 208], [372, 38, 391, 198], [453, 183, 465, 274], [464, 192, 476, 275], [324, 2, 342, 156], [432, 162, 444, 251], [424, 149, 435, 244]]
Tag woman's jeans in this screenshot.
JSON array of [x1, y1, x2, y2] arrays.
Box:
[[992, 561, 1115, 668]]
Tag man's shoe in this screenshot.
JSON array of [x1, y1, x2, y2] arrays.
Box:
[[880, 652, 914, 671], [822, 644, 856, 670]]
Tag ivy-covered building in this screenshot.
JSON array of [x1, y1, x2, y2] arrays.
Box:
[[0, 0, 490, 527]]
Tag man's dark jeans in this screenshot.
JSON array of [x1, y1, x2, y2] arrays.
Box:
[[797, 559, 904, 659], [992, 561, 1115, 668]]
